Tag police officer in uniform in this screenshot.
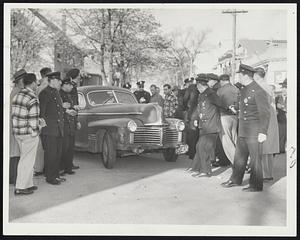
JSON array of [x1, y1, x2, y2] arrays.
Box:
[[222, 64, 271, 192], [66, 68, 81, 169], [39, 71, 66, 185], [134, 80, 151, 104], [59, 77, 77, 175]]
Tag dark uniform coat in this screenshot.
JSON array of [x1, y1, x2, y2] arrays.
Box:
[[60, 90, 77, 136], [39, 86, 64, 182], [134, 90, 151, 104], [230, 80, 271, 190], [70, 82, 79, 105]]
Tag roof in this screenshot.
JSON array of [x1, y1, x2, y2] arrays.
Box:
[[78, 85, 132, 93]]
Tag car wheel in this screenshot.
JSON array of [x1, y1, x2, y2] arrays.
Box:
[[102, 131, 116, 169], [163, 148, 178, 162]]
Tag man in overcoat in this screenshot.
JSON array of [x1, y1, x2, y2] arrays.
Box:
[[222, 64, 271, 192]]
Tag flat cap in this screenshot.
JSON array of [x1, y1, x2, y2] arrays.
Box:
[[196, 73, 208, 82], [46, 71, 61, 80], [13, 69, 27, 83], [207, 73, 219, 81], [66, 68, 80, 79], [61, 77, 72, 85], [236, 64, 255, 74], [219, 74, 230, 81]]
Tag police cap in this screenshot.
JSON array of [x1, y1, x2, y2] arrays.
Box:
[[66, 68, 80, 79], [236, 64, 255, 75], [196, 73, 208, 83], [61, 77, 72, 86], [207, 73, 219, 82], [46, 71, 61, 80], [137, 80, 145, 87]]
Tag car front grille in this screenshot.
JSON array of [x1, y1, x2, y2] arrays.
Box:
[[132, 126, 181, 145]]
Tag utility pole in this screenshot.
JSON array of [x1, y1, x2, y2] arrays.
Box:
[[222, 9, 248, 83]]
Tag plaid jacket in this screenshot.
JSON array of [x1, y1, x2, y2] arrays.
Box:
[[11, 87, 40, 135], [163, 92, 178, 118]]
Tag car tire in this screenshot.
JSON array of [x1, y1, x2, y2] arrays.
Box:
[[163, 148, 178, 162], [102, 131, 116, 169]]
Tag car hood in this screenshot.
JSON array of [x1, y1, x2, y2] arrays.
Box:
[[87, 103, 164, 125]]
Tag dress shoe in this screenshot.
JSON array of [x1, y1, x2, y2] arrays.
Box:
[[14, 188, 34, 195], [212, 162, 220, 167], [222, 180, 240, 188], [56, 177, 66, 182], [46, 179, 61, 185], [34, 171, 43, 176], [27, 186, 38, 191], [72, 165, 80, 170], [63, 170, 75, 175], [192, 172, 211, 178], [242, 186, 262, 192], [263, 177, 274, 182]]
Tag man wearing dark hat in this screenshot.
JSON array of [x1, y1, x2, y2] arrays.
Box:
[[66, 68, 81, 169], [39, 71, 66, 185], [122, 82, 132, 90], [183, 76, 200, 160], [59, 77, 78, 175], [222, 64, 271, 192], [134, 80, 151, 104], [207, 73, 221, 92], [216, 74, 239, 166], [11, 73, 41, 194], [187, 73, 225, 177], [9, 69, 26, 184], [276, 78, 287, 153]]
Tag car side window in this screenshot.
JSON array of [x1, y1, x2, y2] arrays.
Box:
[[87, 91, 117, 106], [78, 93, 86, 109]]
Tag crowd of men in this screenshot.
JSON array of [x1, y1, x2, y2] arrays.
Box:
[[123, 64, 287, 192], [9, 63, 287, 195], [10, 68, 81, 195]]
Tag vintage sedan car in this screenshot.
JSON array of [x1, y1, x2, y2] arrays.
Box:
[[75, 85, 188, 169]]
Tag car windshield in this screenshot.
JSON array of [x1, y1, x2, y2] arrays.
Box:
[[87, 91, 117, 106], [114, 91, 137, 104]]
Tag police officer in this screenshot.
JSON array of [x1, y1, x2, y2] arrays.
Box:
[[66, 68, 81, 169], [134, 80, 151, 104], [59, 77, 77, 175], [222, 64, 271, 192], [187, 73, 225, 177], [39, 71, 66, 185]]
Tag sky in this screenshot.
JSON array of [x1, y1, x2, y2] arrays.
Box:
[[150, 8, 287, 72]]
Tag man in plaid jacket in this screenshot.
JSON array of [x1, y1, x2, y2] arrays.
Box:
[[12, 73, 43, 195]]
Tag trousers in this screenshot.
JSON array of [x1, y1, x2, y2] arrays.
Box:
[[15, 134, 39, 189], [41, 135, 63, 181], [230, 136, 263, 190], [186, 128, 199, 159], [219, 114, 238, 164], [61, 134, 75, 172], [262, 154, 274, 178], [191, 133, 218, 174], [34, 136, 44, 172]]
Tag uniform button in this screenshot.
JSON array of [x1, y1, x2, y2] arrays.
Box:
[[58, 120, 60, 122], [54, 98, 56, 100], [244, 118, 247, 120], [245, 104, 248, 106], [244, 111, 247, 113]]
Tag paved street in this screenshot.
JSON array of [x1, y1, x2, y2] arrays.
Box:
[[9, 152, 286, 225]]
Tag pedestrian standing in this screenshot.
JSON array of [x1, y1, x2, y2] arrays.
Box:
[[66, 68, 82, 169], [222, 64, 271, 192], [163, 84, 178, 118], [34, 67, 52, 176], [39, 71, 66, 185], [216, 74, 239, 166], [254, 67, 280, 182], [275, 79, 287, 153], [187, 74, 223, 177], [9, 69, 26, 184], [134, 81, 151, 104], [12, 73, 41, 195], [59, 78, 78, 175], [183, 80, 199, 160], [150, 84, 164, 108]]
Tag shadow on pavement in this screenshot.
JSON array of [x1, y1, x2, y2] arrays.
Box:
[[9, 152, 190, 221]]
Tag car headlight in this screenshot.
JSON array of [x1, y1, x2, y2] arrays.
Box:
[[175, 120, 185, 131], [127, 120, 137, 132]]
